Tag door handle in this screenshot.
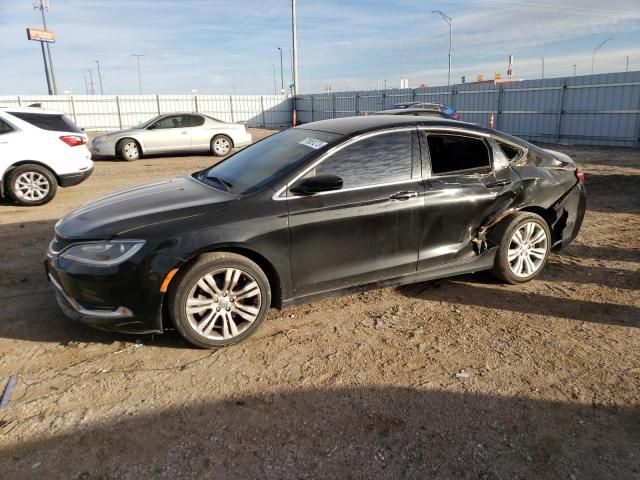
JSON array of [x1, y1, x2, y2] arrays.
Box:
[[389, 191, 419, 201], [486, 180, 512, 188]]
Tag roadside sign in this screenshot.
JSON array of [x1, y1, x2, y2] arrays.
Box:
[[26, 28, 55, 43]]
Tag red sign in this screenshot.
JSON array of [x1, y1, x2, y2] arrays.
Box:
[[26, 28, 55, 43]]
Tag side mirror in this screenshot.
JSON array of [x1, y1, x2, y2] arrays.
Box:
[[290, 174, 343, 196]]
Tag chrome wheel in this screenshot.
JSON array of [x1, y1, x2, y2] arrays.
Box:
[[14, 172, 50, 201], [185, 267, 262, 340], [507, 221, 548, 278], [213, 137, 231, 155], [123, 141, 139, 159]]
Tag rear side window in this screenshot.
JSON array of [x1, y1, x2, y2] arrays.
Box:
[[7, 112, 81, 133], [497, 141, 522, 161], [0, 118, 14, 134], [426, 134, 491, 175], [188, 115, 205, 127], [316, 130, 414, 189]]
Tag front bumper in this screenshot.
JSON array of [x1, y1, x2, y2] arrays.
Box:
[[44, 247, 176, 334], [89, 139, 117, 157], [59, 167, 94, 188]]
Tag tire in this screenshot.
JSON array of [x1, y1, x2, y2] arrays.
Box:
[[6, 164, 57, 206], [489, 212, 551, 284], [168, 252, 271, 349], [118, 138, 141, 161], [211, 135, 232, 157]]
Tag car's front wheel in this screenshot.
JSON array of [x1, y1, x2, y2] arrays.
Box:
[[490, 212, 551, 284], [168, 252, 271, 349], [118, 138, 141, 161], [7, 164, 57, 206]]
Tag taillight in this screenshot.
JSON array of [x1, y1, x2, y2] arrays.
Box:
[[59, 135, 86, 147], [575, 166, 585, 184]]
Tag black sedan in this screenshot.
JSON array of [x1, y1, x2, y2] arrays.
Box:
[[46, 116, 586, 348]]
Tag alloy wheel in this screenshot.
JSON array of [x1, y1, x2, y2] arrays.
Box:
[[185, 267, 262, 340], [507, 221, 548, 278], [14, 172, 50, 201], [123, 141, 139, 159], [213, 137, 231, 155]]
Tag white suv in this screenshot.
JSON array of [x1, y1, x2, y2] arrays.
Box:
[[0, 107, 94, 206]]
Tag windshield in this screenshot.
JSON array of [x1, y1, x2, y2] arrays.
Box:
[[134, 116, 161, 129], [196, 128, 342, 194]]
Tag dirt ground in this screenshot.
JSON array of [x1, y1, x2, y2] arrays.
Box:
[[0, 130, 638, 479]]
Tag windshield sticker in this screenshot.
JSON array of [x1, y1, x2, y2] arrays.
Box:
[[298, 137, 328, 150]]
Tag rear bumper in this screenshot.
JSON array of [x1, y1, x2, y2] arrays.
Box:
[[59, 167, 94, 188]]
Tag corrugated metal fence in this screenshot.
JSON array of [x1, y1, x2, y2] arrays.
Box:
[[0, 94, 292, 131], [2, 71, 639, 147], [295, 71, 640, 148]]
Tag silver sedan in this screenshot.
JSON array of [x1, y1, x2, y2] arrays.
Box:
[[90, 113, 253, 161]]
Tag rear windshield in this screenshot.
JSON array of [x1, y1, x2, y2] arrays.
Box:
[[198, 128, 342, 194], [8, 112, 81, 133]]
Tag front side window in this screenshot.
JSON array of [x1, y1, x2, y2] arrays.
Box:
[[425, 133, 491, 175], [315, 130, 414, 189], [152, 115, 188, 129], [0, 118, 14, 135]]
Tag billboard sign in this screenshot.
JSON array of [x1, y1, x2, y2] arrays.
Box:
[[26, 28, 55, 43]]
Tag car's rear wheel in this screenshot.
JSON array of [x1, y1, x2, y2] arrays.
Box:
[[211, 135, 232, 157], [118, 138, 141, 161], [168, 252, 271, 349], [490, 212, 550, 284], [7, 164, 57, 206]]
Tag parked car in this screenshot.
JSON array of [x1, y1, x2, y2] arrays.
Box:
[[0, 107, 93, 206], [375, 107, 456, 120], [378, 102, 460, 120], [90, 113, 253, 161], [46, 116, 585, 348]]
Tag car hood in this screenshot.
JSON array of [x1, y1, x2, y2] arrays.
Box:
[[55, 176, 236, 239]]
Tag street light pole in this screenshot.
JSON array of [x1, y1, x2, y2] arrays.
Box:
[[83, 75, 89, 94], [131, 54, 145, 94], [291, 0, 299, 95], [86, 68, 95, 94], [541, 57, 545, 79], [626, 56, 629, 72], [34, 0, 57, 94], [277, 46, 284, 94], [272, 64, 277, 95], [94, 60, 104, 94], [572, 64, 577, 77], [432, 10, 452, 87], [592, 38, 613, 74]]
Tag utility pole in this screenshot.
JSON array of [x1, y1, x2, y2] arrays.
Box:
[[626, 56, 629, 72], [432, 10, 452, 87], [94, 60, 104, 94], [34, 0, 57, 94], [541, 57, 545, 79], [291, 0, 299, 95], [592, 38, 613, 74], [83, 75, 89, 94], [86, 68, 95, 94], [272, 64, 277, 95], [131, 53, 145, 94], [572, 64, 577, 76], [277, 46, 284, 94]]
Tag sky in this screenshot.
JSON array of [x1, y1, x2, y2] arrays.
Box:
[[0, 0, 639, 95]]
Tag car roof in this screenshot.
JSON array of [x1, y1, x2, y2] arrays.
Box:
[[296, 115, 486, 137], [0, 106, 65, 115]]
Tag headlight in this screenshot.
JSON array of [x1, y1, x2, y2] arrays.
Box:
[[60, 240, 145, 267]]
